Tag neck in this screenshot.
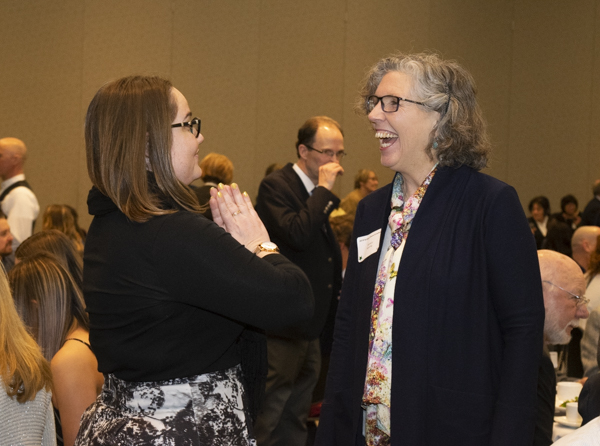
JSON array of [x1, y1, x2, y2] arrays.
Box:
[[2, 168, 23, 182], [296, 160, 317, 185], [572, 250, 587, 270], [400, 162, 436, 198], [67, 323, 89, 340]]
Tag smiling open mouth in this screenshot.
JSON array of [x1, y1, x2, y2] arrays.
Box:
[[375, 131, 398, 148]]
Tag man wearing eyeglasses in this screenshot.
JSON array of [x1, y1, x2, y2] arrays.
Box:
[[254, 116, 344, 446], [534, 250, 589, 446]]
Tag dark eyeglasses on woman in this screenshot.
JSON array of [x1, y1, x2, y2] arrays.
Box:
[[172, 117, 201, 137]]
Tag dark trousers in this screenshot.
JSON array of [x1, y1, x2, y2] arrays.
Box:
[[254, 337, 320, 446]]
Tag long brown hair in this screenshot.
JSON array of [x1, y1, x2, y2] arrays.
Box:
[[16, 230, 83, 291], [10, 253, 89, 362], [0, 264, 52, 403], [42, 204, 84, 254], [85, 75, 201, 222]]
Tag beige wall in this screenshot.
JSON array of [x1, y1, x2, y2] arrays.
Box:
[[0, 0, 598, 230]]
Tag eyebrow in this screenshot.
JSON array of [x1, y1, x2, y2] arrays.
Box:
[[184, 111, 192, 120]]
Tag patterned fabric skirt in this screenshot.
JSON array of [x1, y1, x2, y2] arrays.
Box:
[[75, 365, 256, 446]]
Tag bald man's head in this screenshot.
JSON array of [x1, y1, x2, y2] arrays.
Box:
[[0, 137, 26, 180], [538, 250, 589, 344], [571, 226, 600, 271]]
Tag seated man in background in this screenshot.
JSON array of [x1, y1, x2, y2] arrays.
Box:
[[534, 250, 589, 446], [572, 226, 600, 273], [339, 169, 378, 217], [0, 213, 13, 272]]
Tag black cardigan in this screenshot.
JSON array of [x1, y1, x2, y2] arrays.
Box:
[[83, 185, 313, 382], [317, 165, 545, 446]]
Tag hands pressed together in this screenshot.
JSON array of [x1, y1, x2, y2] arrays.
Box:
[[209, 183, 273, 255]]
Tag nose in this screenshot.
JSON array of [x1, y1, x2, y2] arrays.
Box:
[[368, 102, 385, 123], [197, 133, 204, 144], [576, 303, 590, 319]]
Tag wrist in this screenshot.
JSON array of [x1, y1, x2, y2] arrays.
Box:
[[254, 241, 279, 255]]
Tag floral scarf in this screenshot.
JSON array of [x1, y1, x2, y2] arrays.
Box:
[[362, 165, 437, 446]]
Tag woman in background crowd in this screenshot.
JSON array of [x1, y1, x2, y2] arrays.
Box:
[[76, 75, 312, 445], [64, 205, 87, 244], [42, 205, 85, 256], [553, 194, 582, 233], [16, 230, 83, 290], [11, 253, 103, 446], [192, 152, 234, 221], [316, 52, 544, 445], [529, 195, 553, 249], [0, 262, 56, 446]]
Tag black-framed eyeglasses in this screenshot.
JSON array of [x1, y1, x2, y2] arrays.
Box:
[[171, 117, 201, 137], [304, 144, 346, 160], [365, 95, 426, 113], [543, 280, 590, 306]]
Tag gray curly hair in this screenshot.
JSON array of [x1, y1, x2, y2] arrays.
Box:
[[359, 52, 491, 171]]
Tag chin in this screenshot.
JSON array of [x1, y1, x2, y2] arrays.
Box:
[[548, 331, 572, 345]]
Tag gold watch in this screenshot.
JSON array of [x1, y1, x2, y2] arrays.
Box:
[[254, 241, 279, 254]]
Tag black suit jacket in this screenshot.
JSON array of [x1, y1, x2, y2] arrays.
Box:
[[579, 372, 600, 425], [533, 349, 557, 446], [582, 197, 600, 226], [255, 163, 342, 340], [316, 165, 545, 446]]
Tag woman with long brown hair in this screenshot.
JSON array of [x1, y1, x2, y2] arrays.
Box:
[[16, 229, 83, 291], [75, 75, 312, 445], [10, 253, 103, 446], [42, 205, 85, 255], [0, 262, 55, 445]]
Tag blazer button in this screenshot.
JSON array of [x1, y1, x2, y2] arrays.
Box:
[[328, 257, 332, 263], [327, 284, 332, 289]]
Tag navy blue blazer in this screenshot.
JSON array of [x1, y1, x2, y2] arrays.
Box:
[[316, 165, 545, 445]]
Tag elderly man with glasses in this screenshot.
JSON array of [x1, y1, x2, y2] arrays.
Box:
[[534, 250, 590, 446]]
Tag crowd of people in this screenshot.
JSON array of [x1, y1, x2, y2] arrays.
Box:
[[1, 51, 599, 446]]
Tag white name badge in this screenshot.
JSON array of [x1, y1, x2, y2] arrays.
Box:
[[356, 229, 381, 263]]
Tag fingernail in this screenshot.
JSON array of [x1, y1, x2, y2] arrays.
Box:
[[243, 191, 249, 197], [232, 183, 238, 189], [217, 191, 222, 198], [218, 183, 224, 189]]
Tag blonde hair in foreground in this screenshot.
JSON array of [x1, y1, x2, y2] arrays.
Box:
[[0, 265, 52, 403], [10, 253, 89, 362]]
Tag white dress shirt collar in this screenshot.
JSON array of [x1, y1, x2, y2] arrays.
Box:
[[0, 174, 26, 193], [292, 163, 316, 195]]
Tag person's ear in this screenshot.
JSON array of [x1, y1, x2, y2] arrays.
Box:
[[298, 144, 309, 160]]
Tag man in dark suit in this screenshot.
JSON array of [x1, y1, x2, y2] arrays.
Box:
[[581, 179, 600, 227], [254, 116, 344, 446], [534, 250, 589, 446]]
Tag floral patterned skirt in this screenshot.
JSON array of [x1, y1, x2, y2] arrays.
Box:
[[75, 365, 256, 446]]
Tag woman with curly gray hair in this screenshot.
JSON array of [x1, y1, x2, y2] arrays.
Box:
[[316, 53, 544, 446]]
